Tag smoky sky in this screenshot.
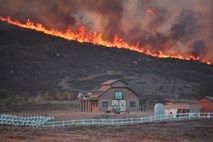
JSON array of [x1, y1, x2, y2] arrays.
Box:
[[0, 0, 213, 61]]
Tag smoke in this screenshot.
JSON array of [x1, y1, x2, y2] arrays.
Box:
[[170, 9, 201, 42], [0, 0, 212, 61], [191, 40, 206, 57]]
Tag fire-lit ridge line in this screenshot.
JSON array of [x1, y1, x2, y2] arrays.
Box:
[[0, 16, 211, 65]]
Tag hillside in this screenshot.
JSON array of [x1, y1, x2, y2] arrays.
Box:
[[0, 21, 213, 99]]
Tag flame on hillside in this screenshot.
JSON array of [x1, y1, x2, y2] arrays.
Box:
[[0, 16, 211, 65]]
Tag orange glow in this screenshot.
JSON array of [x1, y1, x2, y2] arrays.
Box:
[[0, 16, 211, 65]]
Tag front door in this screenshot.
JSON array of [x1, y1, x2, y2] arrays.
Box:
[[91, 100, 98, 112]]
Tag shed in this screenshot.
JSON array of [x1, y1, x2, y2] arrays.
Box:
[[165, 103, 200, 117], [197, 96, 213, 112]]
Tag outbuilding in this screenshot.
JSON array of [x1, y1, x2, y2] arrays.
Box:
[[197, 96, 213, 112], [164, 103, 200, 117]]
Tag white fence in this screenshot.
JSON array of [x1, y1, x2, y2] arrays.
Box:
[[0, 112, 213, 128], [0, 113, 54, 127]]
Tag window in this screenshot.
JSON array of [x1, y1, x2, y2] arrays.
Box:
[[130, 101, 136, 107], [102, 101, 108, 107], [114, 91, 123, 100]]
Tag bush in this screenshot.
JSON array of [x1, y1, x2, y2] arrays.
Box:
[[62, 91, 76, 100]]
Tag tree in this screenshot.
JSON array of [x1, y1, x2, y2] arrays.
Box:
[[42, 91, 50, 101], [34, 94, 43, 104], [62, 91, 76, 100], [52, 91, 62, 100]]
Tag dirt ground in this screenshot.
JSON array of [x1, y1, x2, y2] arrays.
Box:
[[50, 111, 154, 121], [0, 119, 213, 142]]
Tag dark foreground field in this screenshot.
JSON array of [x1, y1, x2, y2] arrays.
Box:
[[0, 119, 213, 142]]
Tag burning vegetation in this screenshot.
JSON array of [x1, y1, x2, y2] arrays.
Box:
[[0, 16, 211, 65], [0, 0, 212, 65]]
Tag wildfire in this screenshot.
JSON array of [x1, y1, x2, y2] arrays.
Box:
[[0, 16, 211, 65]]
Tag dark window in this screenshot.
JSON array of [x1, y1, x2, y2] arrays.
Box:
[[130, 101, 136, 107], [114, 91, 123, 100], [102, 101, 108, 107]]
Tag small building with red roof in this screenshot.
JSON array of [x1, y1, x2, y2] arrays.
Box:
[[197, 96, 213, 112]]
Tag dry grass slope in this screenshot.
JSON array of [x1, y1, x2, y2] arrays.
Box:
[[0, 21, 213, 100]]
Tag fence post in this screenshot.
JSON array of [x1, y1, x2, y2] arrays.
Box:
[[150, 116, 152, 122], [72, 120, 74, 126], [112, 119, 113, 125], [122, 118, 123, 125], [131, 118, 133, 124], [83, 119, 84, 126], [141, 117, 143, 123], [102, 119, 103, 125], [63, 121, 65, 127], [92, 119, 94, 125], [52, 122, 54, 128], [208, 112, 210, 119]]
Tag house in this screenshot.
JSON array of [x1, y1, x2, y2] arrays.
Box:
[[164, 103, 200, 117], [80, 80, 140, 112], [197, 96, 213, 112]]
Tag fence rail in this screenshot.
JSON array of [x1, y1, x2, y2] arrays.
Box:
[[1, 112, 213, 127]]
